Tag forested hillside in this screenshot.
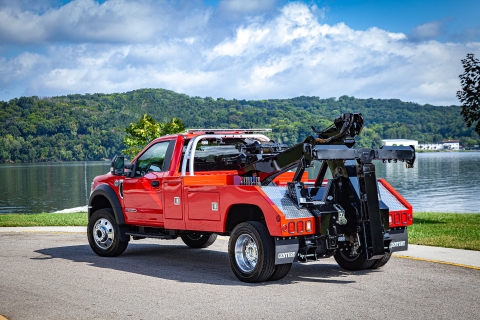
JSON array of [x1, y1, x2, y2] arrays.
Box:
[[0, 89, 477, 162]]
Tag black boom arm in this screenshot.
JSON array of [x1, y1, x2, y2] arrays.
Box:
[[238, 113, 368, 182]]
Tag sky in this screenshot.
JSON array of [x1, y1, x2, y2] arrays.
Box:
[[0, 0, 479, 105]]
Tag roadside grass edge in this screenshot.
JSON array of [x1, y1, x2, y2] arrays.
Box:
[[0, 211, 478, 251]]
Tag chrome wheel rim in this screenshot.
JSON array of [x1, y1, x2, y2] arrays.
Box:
[[235, 234, 258, 273], [93, 218, 115, 250]]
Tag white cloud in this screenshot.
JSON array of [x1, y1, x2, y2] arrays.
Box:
[[409, 20, 448, 41], [0, 1, 478, 105], [0, 0, 209, 44], [212, 26, 270, 57]]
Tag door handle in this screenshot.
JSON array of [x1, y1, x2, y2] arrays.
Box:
[[151, 181, 160, 187]]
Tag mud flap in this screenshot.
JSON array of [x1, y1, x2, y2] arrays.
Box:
[[387, 228, 408, 252], [275, 238, 299, 265], [119, 225, 131, 242]]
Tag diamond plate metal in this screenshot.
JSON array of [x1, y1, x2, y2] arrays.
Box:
[[261, 186, 313, 219], [378, 183, 408, 211]]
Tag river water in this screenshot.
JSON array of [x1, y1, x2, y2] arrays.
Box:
[[0, 162, 110, 214], [0, 152, 479, 214]]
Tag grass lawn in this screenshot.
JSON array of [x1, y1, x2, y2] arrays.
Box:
[[0, 212, 87, 227], [409, 212, 480, 251], [0, 211, 478, 251]]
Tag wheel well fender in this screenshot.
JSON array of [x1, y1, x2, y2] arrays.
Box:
[[89, 184, 125, 225], [225, 204, 265, 234]]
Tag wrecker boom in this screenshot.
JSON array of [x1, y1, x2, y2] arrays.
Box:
[[238, 112, 416, 260], [238, 112, 414, 183]]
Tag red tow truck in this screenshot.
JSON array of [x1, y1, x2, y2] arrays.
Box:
[[88, 113, 415, 282]]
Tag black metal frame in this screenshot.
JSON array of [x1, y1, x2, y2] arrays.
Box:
[[312, 144, 415, 259]]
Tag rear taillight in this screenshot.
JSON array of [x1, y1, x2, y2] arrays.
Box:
[[297, 221, 304, 233], [394, 212, 401, 225], [389, 211, 413, 227], [288, 222, 295, 234], [282, 220, 313, 234], [402, 212, 408, 224], [306, 220, 312, 232]]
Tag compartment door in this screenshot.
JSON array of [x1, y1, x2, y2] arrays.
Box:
[[187, 192, 221, 221], [163, 178, 186, 230]]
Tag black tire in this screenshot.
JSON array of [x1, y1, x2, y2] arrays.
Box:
[[181, 233, 217, 248], [334, 249, 376, 271], [228, 221, 275, 283], [370, 252, 392, 269], [267, 263, 292, 281], [87, 209, 129, 257]]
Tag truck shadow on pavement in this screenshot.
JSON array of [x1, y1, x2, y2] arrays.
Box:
[[34, 240, 378, 286]]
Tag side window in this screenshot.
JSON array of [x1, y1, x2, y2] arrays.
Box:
[[136, 141, 172, 176], [179, 139, 241, 172]]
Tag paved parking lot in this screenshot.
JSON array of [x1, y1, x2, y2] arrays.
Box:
[[1, 232, 479, 319]]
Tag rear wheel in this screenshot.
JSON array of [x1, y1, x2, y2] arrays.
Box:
[[228, 221, 275, 283], [267, 263, 292, 281], [334, 248, 375, 271], [181, 233, 217, 248], [87, 209, 129, 257], [370, 252, 392, 269]]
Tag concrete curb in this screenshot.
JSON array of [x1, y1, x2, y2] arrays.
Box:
[[1, 227, 479, 270], [393, 244, 480, 269]]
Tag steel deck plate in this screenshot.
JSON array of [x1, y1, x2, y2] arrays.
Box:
[[378, 183, 408, 211], [261, 186, 313, 219]]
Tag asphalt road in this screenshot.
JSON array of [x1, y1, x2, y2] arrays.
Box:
[[1, 232, 479, 320]]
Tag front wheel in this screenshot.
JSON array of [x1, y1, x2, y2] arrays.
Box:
[[87, 209, 129, 257], [228, 221, 275, 283], [334, 248, 375, 271], [180, 233, 217, 248]]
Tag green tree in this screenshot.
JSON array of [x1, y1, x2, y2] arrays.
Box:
[[123, 114, 185, 158], [2, 88, 479, 162], [457, 53, 480, 134], [162, 117, 186, 135]]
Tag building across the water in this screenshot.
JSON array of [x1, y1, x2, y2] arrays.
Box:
[[415, 140, 460, 150], [382, 139, 460, 150], [417, 143, 443, 150], [439, 140, 460, 150], [417, 140, 460, 150], [381, 139, 418, 148]]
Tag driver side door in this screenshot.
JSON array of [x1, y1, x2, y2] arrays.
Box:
[[123, 140, 175, 226]]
